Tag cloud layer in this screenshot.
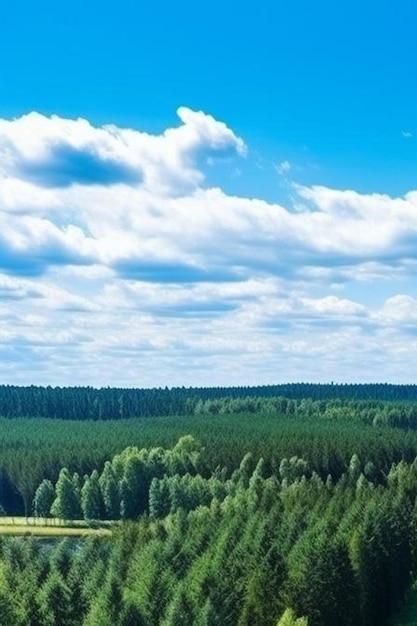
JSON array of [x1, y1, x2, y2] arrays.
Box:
[[0, 107, 416, 385]]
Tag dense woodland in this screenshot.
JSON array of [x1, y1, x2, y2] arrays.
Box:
[[0, 386, 417, 623], [2, 382, 417, 419]]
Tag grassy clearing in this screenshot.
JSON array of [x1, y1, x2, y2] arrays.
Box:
[[0, 517, 113, 537]]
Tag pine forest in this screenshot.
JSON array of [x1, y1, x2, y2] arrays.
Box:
[[0, 384, 416, 624]]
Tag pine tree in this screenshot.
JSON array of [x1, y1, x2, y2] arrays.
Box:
[[50, 468, 81, 521], [33, 479, 55, 519], [276, 608, 308, 626], [149, 477, 171, 518], [99, 462, 120, 519], [50, 539, 74, 578], [81, 593, 113, 626], [81, 471, 103, 521], [120, 455, 147, 519], [37, 570, 73, 626], [0, 560, 25, 625], [161, 583, 199, 626]]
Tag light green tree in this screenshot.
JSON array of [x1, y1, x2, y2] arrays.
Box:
[[50, 468, 81, 521], [33, 479, 55, 519], [277, 608, 308, 625], [37, 570, 73, 626], [99, 462, 120, 519], [81, 470, 103, 521]]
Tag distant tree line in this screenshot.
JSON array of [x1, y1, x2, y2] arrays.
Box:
[[1, 383, 417, 420]]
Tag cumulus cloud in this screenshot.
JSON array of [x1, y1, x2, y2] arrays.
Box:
[[374, 295, 417, 326], [1, 110, 417, 282], [0, 107, 245, 193], [0, 107, 417, 384]]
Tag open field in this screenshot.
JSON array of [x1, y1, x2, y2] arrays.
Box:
[[0, 516, 113, 537]]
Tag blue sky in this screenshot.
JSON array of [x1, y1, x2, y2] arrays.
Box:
[[0, 0, 416, 386]]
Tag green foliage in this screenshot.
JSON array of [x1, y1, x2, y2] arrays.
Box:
[[277, 608, 308, 625], [149, 476, 171, 518], [4, 394, 417, 515], [33, 479, 55, 518], [120, 456, 147, 519], [2, 382, 417, 422], [37, 570, 73, 626], [99, 462, 120, 519], [81, 471, 103, 521], [51, 469, 81, 520], [3, 391, 417, 624], [0, 560, 26, 625], [2, 447, 417, 625]]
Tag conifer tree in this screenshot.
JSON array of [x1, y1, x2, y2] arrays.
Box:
[[37, 570, 73, 626], [51, 468, 81, 521], [149, 477, 171, 518], [99, 462, 120, 519], [161, 583, 199, 626], [81, 470, 103, 521], [33, 479, 55, 519], [120, 455, 147, 519], [50, 539, 74, 578], [0, 560, 25, 625], [276, 609, 308, 626]]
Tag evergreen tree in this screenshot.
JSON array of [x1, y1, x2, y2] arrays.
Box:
[[33, 479, 55, 519], [196, 600, 218, 626], [51, 468, 81, 520], [276, 609, 308, 626], [99, 462, 120, 519], [81, 593, 113, 626], [120, 456, 147, 519], [161, 583, 199, 626], [81, 470, 103, 521], [149, 477, 171, 518], [0, 560, 25, 625], [37, 570, 73, 626], [50, 539, 74, 578]]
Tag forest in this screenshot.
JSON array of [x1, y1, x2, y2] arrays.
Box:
[[2, 382, 417, 420], [0, 385, 417, 624]]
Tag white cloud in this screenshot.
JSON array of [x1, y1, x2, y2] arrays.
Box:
[[0, 107, 245, 194], [0, 108, 417, 384], [374, 295, 417, 325]]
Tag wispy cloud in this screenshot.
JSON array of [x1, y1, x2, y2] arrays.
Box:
[[275, 160, 291, 175]]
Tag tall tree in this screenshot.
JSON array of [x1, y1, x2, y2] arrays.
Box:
[[33, 479, 55, 520], [51, 469, 81, 521], [37, 570, 73, 626], [99, 462, 120, 520], [81, 471, 103, 521]]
